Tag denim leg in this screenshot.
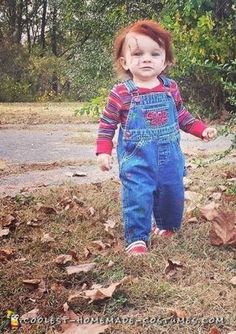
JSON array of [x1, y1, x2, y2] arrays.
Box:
[[154, 143, 185, 230], [154, 182, 184, 230], [121, 176, 154, 246]]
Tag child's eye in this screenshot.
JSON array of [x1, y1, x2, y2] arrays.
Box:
[[152, 53, 160, 56], [132, 52, 142, 56]]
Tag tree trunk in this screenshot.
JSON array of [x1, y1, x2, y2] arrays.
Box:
[[51, 5, 57, 56], [40, 0, 47, 50]]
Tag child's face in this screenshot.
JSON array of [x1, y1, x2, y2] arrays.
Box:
[[120, 32, 167, 84]]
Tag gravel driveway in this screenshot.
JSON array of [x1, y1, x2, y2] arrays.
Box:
[[0, 123, 234, 196]]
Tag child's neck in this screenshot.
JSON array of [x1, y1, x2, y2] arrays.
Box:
[[133, 77, 161, 89]]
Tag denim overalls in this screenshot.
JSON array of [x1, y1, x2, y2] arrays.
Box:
[[117, 76, 185, 246]]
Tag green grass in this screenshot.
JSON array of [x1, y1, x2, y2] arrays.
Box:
[[0, 164, 235, 334]]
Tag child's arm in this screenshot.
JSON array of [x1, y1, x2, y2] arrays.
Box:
[[96, 85, 122, 170], [170, 80, 217, 141]]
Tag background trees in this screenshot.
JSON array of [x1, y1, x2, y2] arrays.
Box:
[[0, 0, 235, 118]]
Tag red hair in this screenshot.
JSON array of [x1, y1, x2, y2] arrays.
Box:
[[113, 20, 174, 78]]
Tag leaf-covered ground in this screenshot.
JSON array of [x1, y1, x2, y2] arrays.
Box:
[[0, 161, 235, 334]]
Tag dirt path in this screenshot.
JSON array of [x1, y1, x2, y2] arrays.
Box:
[[0, 123, 235, 196]]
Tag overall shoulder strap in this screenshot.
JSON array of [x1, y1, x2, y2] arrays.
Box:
[[123, 79, 139, 96], [159, 75, 171, 88]]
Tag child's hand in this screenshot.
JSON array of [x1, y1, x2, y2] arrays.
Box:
[[202, 127, 217, 142], [97, 153, 112, 171]]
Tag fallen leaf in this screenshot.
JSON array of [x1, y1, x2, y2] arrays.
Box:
[[0, 247, 16, 261], [63, 302, 70, 312], [65, 263, 96, 275], [185, 191, 203, 202], [72, 171, 87, 177], [38, 280, 47, 293], [68, 276, 132, 304], [209, 327, 221, 334], [68, 250, 79, 261], [41, 233, 55, 243], [200, 202, 219, 221], [91, 240, 111, 250], [208, 192, 222, 201], [218, 185, 227, 192], [23, 279, 41, 290], [2, 214, 16, 227], [27, 219, 40, 227], [15, 257, 27, 262], [89, 207, 95, 216], [209, 208, 236, 247], [23, 279, 41, 285], [0, 228, 10, 237], [20, 308, 39, 321], [229, 276, 236, 286], [84, 247, 92, 259], [54, 254, 73, 265], [107, 260, 114, 268], [186, 217, 199, 224], [104, 219, 116, 229], [164, 259, 183, 277], [183, 178, 193, 189], [36, 203, 57, 214], [84, 276, 132, 303], [169, 308, 187, 318]]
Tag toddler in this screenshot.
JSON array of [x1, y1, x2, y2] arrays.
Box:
[[96, 20, 217, 256]]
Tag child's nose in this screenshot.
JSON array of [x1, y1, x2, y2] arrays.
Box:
[[143, 54, 151, 62]]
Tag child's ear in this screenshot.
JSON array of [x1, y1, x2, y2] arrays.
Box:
[[119, 57, 129, 71]]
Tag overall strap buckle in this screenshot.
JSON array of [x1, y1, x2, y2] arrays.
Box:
[[123, 79, 140, 103]]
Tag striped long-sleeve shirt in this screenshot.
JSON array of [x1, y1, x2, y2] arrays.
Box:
[[96, 79, 207, 155]]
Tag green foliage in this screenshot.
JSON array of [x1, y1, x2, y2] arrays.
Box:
[[0, 0, 235, 122], [162, 3, 235, 119], [74, 88, 108, 119]]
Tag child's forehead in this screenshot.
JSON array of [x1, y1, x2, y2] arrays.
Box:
[[123, 32, 161, 50]]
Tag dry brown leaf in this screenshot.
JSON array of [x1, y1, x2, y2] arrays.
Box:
[[84, 275, 132, 303], [21, 308, 39, 321], [41, 233, 55, 243], [62, 323, 108, 334], [89, 207, 95, 216], [15, 257, 27, 262], [68, 276, 132, 305], [84, 283, 121, 303], [230, 276, 236, 286], [65, 263, 96, 275], [200, 202, 219, 221], [0, 228, 10, 237], [185, 191, 203, 202], [23, 279, 41, 286], [68, 250, 79, 261], [169, 308, 187, 318], [36, 203, 57, 214], [209, 208, 236, 247], [27, 219, 40, 227], [107, 260, 114, 267], [2, 214, 16, 227], [104, 219, 116, 229], [209, 327, 221, 334], [164, 259, 183, 277], [84, 247, 92, 259], [54, 254, 73, 265], [91, 240, 111, 250], [186, 217, 199, 224], [208, 192, 222, 201], [0, 247, 16, 261]]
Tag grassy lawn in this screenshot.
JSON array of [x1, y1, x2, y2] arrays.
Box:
[[0, 162, 235, 334], [0, 102, 95, 125]]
